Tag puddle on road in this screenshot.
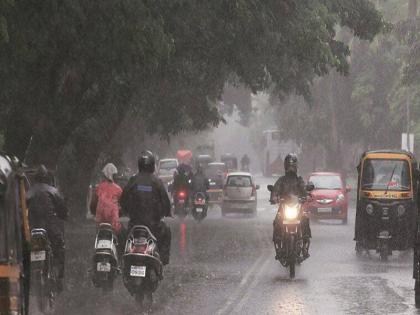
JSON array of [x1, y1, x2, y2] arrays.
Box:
[[331, 276, 408, 314]]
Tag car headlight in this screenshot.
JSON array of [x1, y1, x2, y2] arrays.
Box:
[[336, 193, 345, 202], [284, 204, 299, 220], [366, 204, 374, 215], [397, 204, 406, 216]]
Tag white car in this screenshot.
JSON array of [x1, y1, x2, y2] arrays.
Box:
[[221, 172, 259, 217]]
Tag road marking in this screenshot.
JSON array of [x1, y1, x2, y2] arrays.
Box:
[[230, 255, 271, 314], [215, 253, 267, 315]]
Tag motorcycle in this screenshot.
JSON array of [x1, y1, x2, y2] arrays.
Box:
[[30, 228, 57, 314], [92, 223, 119, 292], [268, 184, 313, 279], [173, 189, 189, 218], [191, 192, 208, 222], [122, 225, 163, 308]]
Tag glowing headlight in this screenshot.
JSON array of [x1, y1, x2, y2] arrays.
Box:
[[337, 193, 345, 202], [397, 205, 406, 216], [284, 204, 299, 220], [366, 204, 374, 215]]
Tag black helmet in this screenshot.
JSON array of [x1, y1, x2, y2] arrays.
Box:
[[35, 164, 49, 183], [138, 150, 155, 173], [284, 153, 298, 174]]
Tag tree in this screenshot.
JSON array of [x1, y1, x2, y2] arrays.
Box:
[[0, 0, 384, 217]]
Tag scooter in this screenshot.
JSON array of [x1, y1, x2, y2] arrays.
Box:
[[173, 189, 189, 218], [30, 228, 57, 314], [191, 192, 208, 222], [122, 225, 163, 308], [91, 223, 119, 292]]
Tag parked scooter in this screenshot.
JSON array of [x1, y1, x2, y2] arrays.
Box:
[[30, 228, 57, 314], [191, 192, 208, 222], [122, 225, 163, 308], [91, 223, 119, 292]]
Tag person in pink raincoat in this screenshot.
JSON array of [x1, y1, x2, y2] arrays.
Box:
[[90, 163, 123, 237]]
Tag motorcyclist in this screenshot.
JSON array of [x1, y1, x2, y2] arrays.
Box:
[[241, 154, 250, 171], [172, 162, 193, 204], [90, 163, 125, 255], [27, 165, 69, 292], [271, 154, 311, 259], [120, 151, 172, 265], [190, 166, 210, 200]]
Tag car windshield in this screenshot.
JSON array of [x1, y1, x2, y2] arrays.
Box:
[[159, 160, 177, 174], [205, 165, 226, 180], [309, 175, 342, 190], [361, 159, 410, 191], [227, 176, 252, 187]]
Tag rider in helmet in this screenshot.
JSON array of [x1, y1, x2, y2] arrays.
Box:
[[190, 166, 210, 199], [271, 154, 311, 259], [27, 165, 69, 292], [120, 151, 172, 265], [172, 162, 193, 204]]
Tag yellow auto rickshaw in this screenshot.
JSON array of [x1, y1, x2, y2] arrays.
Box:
[[355, 150, 418, 261], [0, 154, 30, 315]]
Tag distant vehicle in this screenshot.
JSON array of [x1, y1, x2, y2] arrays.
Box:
[[262, 130, 299, 176], [191, 192, 208, 222], [157, 158, 178, 185], [220, 154, 238, 172], [305, 172, 350, 224], [176, 150, 193, 165], [195, 154, 214, 170], [205, 162, 227, 205], [221, 172, 259, 217]]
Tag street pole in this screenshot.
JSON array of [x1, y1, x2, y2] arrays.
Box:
[[407, 95, 410, 151]]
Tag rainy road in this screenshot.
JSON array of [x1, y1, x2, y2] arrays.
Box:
[[54, 175, 419, 315]]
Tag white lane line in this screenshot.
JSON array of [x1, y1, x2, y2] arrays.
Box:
[[215, 253, 266, 315], [231, 255, 271, 314]]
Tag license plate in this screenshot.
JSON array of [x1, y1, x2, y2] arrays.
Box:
[[179, 200, 185, 204], [31, 251, 46, 262], [196, 208, 203, 213], [130, 266, 146, 277], [97, 262, 111, 272], [317, 208, 332, 213], [97, 240, 112, 249]]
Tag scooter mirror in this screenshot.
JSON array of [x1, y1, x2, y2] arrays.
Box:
[[267, 185, 274, 192]]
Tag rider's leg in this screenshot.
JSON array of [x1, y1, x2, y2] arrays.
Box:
[[153, 222, 172, 265], [301, 216, 311, 258]]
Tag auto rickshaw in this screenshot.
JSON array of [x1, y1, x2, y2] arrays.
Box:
[[220, 154, 238, 172], [355, 150, 418, 261], [0, 154, 30, 315]]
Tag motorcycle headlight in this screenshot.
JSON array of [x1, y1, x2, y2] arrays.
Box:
[[397, 204, 406, 216], [337, 193, 345, 202], [366, 204, 374, 215], [284, 204, 299, 220]]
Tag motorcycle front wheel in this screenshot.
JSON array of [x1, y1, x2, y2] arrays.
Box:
[[288, 235, 296, 279]]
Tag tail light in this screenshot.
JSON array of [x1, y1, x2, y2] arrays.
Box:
[[178, 191, 186, 198], [251, 185, 256, 197]]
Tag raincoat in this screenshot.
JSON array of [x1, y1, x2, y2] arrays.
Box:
[[90, 164, 122, 232]]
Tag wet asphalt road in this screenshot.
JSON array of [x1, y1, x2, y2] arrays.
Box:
[[52, 175, 419, 315]]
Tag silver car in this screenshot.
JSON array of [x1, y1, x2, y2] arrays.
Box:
[[221, 172, 259, 217]]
